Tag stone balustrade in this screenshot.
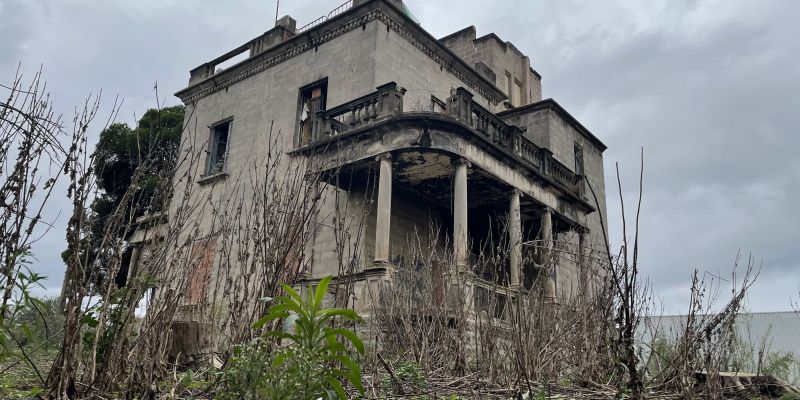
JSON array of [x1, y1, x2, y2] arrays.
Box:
[[445, 87, 584, 198], [312, 82, 405, 140], [303, 82, 583, 199]]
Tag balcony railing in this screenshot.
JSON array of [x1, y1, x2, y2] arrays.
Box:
[[297, 0, 353, 34], [305, 84, 584, 199], [311, 82, 405, 141], [447, 88, 585, 197]]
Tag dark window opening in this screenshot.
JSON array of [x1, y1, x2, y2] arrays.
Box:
[[574, 143, 584, 177], [207, 120, 231, 175], [298, 80, 327, 146]]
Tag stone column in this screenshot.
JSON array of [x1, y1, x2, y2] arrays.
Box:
[[374, 153, 392, 265], [541, 207, 556, 300], [453, 158, 470, 269], [508, 190, 522, 287]]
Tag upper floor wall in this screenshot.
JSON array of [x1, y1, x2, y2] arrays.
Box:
[[171, 0, 605, 230], [172, 0, 510, 169], [176, 0, 507, 112], [440, 26, 542, 108]]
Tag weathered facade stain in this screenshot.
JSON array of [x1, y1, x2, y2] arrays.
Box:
[[133, 0, 609, 356]]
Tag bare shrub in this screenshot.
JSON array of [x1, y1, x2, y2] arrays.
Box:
[[1, 66, 71, 387], [362, 219, 619, 397], [642, 256, 759, 398]]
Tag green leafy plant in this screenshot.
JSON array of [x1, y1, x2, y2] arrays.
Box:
[[382, 359, 425, 390], [218, 276, 364, 399]]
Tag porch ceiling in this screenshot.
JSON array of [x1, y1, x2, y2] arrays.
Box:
[[325, 149, 574, 232], [329, 150, 549, 212]]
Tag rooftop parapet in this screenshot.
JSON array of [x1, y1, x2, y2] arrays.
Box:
[[187, 14, 298, 86], [177, 0, 507, 105]]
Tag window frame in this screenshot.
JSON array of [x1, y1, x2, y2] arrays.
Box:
[[205, 117, 233, 177], [574, 142, 585, 177], [295, 77, 329, 147]]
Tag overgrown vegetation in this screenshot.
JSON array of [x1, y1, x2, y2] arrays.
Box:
[[60, 105, 184, 286], [219, 276, 364, 399], [1, 65, 798, 400]]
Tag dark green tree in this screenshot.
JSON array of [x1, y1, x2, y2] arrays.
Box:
[[91, 106, 184, 239], [61, 106, 184, 285]]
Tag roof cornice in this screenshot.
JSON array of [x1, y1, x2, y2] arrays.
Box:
[[175, 0, 507, 105]]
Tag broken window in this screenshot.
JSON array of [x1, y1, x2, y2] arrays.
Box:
[[574, 143, 584, 176], [206, 120, 231, 175], [297, 79, 328, 146], [187, 237, 217, 305]]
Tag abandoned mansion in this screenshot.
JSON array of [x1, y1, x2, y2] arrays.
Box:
[[131, 0, 609, 341]]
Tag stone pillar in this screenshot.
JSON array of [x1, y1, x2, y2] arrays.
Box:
[[453, 158, 470, 270], [374, 153, 392, 265], [508, 190, 522, 287], [541, 207, 555, 300], [275, 15, 297, 32]]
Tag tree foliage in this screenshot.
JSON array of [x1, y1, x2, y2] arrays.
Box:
[[60, 106, 184, 281], [91, 105, 184, 241]]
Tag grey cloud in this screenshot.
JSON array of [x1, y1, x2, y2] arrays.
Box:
[[406, 0, 800, 311]]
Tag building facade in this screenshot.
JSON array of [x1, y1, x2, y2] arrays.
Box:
[[146, 0, 608, 342]]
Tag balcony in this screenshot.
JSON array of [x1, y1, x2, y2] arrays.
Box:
[[297, 82, 586, 203]]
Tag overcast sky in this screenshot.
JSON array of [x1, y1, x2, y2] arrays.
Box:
[[2, 0, 798, 314]]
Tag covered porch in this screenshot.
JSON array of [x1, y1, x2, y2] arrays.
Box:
[[324, 148, 588, 300]]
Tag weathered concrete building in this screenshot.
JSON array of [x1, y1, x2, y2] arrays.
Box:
[[145, 0, 608, 342]]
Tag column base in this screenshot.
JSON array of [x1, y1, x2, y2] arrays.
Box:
[[368, 260, 391, 270]]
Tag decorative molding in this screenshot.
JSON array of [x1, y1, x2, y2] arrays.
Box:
[[176, 4, 505, 105]]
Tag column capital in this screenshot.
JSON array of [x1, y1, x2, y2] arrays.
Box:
[[541, 206, 553, 215], [375, 152, 392, 162], [510, 188, 523, 198], [452, 157, 472, 168]]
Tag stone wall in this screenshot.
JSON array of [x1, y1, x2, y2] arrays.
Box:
[[373, 20, 496, 113], [170, 20, 385, 286], [546, 111, 607, 247], [499, 104, 608, 250], [166, 0, 607, 313], [440, 26, 542, 107]]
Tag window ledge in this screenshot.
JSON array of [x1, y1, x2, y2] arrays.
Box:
[[197, 171, 229, 185]]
